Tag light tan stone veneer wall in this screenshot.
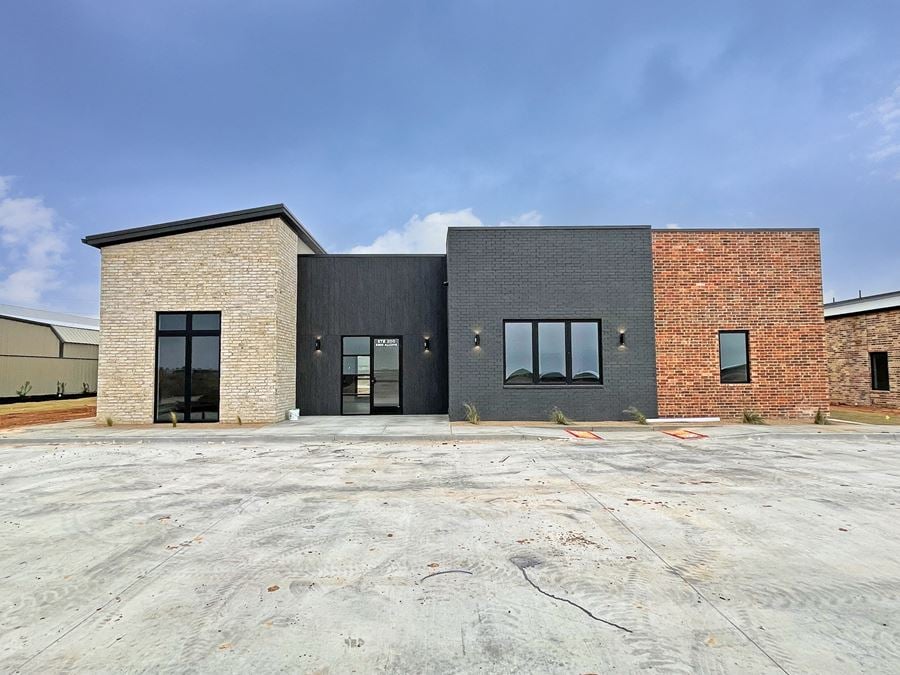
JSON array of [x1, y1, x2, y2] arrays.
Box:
[[96, 217, 298, 424]]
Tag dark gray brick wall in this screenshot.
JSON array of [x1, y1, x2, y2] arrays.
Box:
[[446, 227, 657, 421], [297, 255, 448, 415]]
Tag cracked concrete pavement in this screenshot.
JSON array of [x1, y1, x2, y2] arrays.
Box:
[[2, 431, 899, 673]]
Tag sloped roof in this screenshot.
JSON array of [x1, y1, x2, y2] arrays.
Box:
[[82, 204, 326, 253], [52, 325, 100, 345], [0, 303, 99, 330]]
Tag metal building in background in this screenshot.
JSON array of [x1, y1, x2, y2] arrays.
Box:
[[0, 304, 99, 398]]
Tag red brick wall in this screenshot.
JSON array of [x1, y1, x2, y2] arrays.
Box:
[[825, 309, 900, 408], [652, 230, 829, 419]]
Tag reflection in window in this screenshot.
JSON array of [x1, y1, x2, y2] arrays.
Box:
[[342, 353, 371, 415], [504, 322, 533, 384], [190, 335, 220, 421], [342, 336, 370, 356], [156, 336, 186, 421], [372, 338, 401, 409], [870, 351, 889, 391], [571, 322, 601, 382], [503, 320, 602, 385], [155, 312, 221, 422], [158, 313, 186, 331], [719, 331, 750, 383], [191, 313, 220, 331], [538, 322, 566, 383]]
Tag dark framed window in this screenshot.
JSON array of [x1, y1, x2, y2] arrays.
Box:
[[871, 351, 890, 391], [719, 330, 750, 384], [155, 312, 221, 422], [503, 320, 602, 385]]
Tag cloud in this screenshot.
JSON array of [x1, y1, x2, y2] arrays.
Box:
[[347, 208, 542, 254], [665, 223, 681, 229], [0, 177, 69, 306], [871, 85, 900, 131], [858, 84, 900, 178], [868, 143, 900, 162], [499, 210, 542, 227]]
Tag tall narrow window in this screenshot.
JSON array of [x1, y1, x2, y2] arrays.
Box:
[[504, 322, 534, 384], [719, 331, 750, 383], [537, 322, 566, 383], [503, 320, 602, 385], [155, 312, 220, 422], [570, 321, 601, 383], [871, 351, 890, 391]]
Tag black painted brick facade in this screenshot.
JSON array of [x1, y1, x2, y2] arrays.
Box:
[[446, 227, 658, 421], [297, 255, 448, 415]]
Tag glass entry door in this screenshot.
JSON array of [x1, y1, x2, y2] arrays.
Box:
[[341, 336, 401, 414], [371, 337, 401, 414]]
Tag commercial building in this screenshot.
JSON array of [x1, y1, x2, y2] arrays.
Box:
[[83, 205, 829, 423], [825, 291, 900, 408], [0, 304, 99, 398]]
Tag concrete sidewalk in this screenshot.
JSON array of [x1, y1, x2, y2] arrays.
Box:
[[1, 413, 898, 444]]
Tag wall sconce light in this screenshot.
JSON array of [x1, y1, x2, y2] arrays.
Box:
[[424, 337, 431, 351], [314, 337, 322, 351], [474, 333, 481, 348], [618, 330, 626, 347]]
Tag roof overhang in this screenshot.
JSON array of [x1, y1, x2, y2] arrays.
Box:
[[82, 204, 326, 253], [824, 290, 900, 318]]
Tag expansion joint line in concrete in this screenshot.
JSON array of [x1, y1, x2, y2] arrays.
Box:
[[14, 452, 313, 672], [532, 449, 791, 675]]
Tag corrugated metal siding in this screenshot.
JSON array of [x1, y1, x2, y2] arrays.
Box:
[[62, 343, 99, 359], [0, 355, 98, 397], [0, 317, 60, 358], [53, 325, 100, 345]]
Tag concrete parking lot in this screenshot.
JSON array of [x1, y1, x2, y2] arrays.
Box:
[[2, 430, 899, 673]]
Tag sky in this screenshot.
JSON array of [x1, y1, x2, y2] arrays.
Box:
[[2, 1, 900, 316]]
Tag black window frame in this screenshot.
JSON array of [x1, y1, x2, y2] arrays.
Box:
[[870, 351, 890, 391], [154, 311, 222, 423], [503, 319, 603, 386], [718, 330, 751, 384]]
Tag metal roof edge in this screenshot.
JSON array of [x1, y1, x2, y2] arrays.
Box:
[[824, 290, 900, 317], [82, 204, 327, 253]]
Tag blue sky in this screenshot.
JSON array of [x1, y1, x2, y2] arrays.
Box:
[[2, 1, 899, 316]]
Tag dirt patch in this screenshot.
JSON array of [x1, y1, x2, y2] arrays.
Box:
[[830, 405, 900, 425], [0, 402, 96, 429]]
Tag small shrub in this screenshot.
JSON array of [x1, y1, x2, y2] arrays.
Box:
[[16, 381, 32, 398], [56, 381, 66, 397], [105, 416, 114, 427], [169, 411, 178, 428], [463, 402, 480, 425], [623, 406, 647, 425], [814, 408, 828, 425], [82, 382, 91, 395], [742, 409, 765, 425], [236, 415, 243, 426], [549, 406, 573, 425]]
